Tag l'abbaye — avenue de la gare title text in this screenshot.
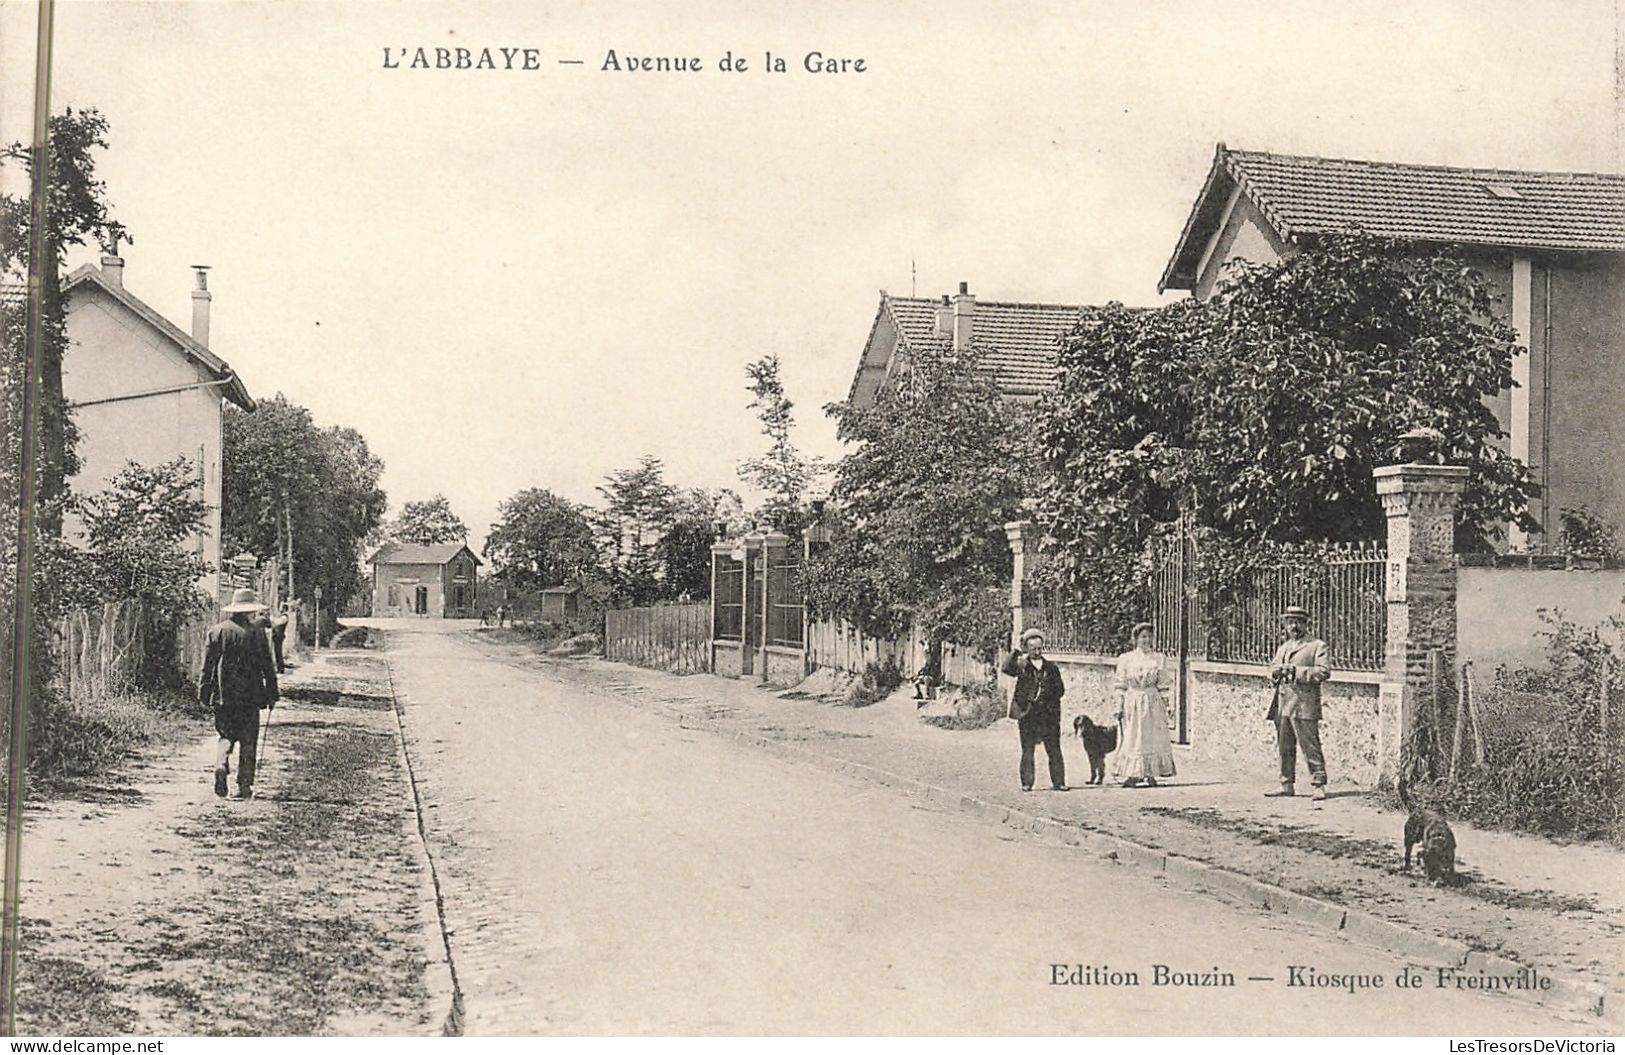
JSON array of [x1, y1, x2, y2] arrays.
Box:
[[381, 47, 867, 74]]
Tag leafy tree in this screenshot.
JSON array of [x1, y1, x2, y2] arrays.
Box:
[[595, 456, 676, 605], [2, 108, 116, 541], [1036, 234, 1536, 582], [739, 355, 824, 532], [803, 339, 1034, 657], [58, 458, 212, 687], [389, 493, 467, 545], [308, 424, 388, 616], [656, 487, 745, 599], [222, 395, 386, 616], [483, 488, 598, 589], [1, 108, 120, 787]]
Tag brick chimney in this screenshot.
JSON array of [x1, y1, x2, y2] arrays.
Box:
[[934, 294, 952, 340], [951, 280, 974, 350], [190, 266, 211, 346], [99, 226, 126, 287]]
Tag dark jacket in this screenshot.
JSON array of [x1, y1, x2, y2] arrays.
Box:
[[1002, 651, 1065, 725], [201, 615, 279, 712]]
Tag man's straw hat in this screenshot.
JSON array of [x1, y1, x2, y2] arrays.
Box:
[[222, 587, 267, 614]]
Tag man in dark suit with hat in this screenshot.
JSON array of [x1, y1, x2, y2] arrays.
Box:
[[201, 587, 280, 799], [1265, 605, 1331, 800], [1002, 628, 1068, 792]]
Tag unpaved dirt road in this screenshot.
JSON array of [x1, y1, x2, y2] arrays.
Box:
[[14, 649, 433, 1036], [386, 619, 1588, 1036]]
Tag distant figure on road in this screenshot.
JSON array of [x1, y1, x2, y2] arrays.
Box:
[[1266, 605, 1332, 801], [1002, 628, 1068, 792], [1111, 621, 1177, 788], [270, 603, 290, 674], [479, 608, 490, 627], [496, 605, 507, 627], [201, 588, 280, 800]]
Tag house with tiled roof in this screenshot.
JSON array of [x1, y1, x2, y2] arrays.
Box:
[[369, 541, 481, 618], [1161, 143, 1625, 544], [49, 249, 256, 599], [846, 282, 1087, 408]]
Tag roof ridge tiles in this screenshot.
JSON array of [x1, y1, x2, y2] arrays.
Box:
[[1225, 146, 1625, 183]]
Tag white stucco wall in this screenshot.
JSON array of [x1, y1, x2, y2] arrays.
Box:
[[1193, 197, 1287, 301], [1457, 566, 1625, 673], [62, 285, 226, 599]]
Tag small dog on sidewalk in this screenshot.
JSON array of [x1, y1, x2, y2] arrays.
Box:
[[1398, 779, 1457, 886], [1072, 714, 1119, 785]]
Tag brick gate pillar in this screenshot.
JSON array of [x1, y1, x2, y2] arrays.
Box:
[[1004, 520, 1038, 652], [1374, 463, 1468, 785]]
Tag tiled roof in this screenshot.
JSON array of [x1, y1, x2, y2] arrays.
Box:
[[1161, 144, 1625, 290], [880, 294, 1086, 397], [370, 542, 479, 566]]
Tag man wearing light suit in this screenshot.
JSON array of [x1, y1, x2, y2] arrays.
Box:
[[1265, 605, 1332, 800]]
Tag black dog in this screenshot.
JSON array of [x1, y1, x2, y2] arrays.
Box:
[[1399, 780, 1457, 886], [1072, 714, 1119, 785]]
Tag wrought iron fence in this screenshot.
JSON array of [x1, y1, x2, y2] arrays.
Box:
[[766, 555, 804, 648], [1020, 578, 1145, 655], [1199, 542, 1387, 671], [1022, 537, 1386, 671], [713, 558, 743, 641]]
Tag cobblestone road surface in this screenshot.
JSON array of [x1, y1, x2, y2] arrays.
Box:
[[384, 619, 1592, 1035]]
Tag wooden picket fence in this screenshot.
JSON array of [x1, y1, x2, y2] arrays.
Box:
[[55, 600, 144, 699], [805, 617, 993, 687], [604, 602, 711, 675]]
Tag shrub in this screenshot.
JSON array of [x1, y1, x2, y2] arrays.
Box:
[[1424, 609, 1625, 845], [843, 657, 903, 707], [552, 632, 602, 657], [1556, 507, 1623, 565], [922, 683, 1008, 731], [27, 693, 166, 780]]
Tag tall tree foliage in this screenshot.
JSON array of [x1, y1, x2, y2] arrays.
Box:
[[1036, 235, 1535, 584], [595, 456, 676, 605], [803, 340, 1034, 656], [1, 108, 114, 540], [738, 355, 823, 532], [389, 493, 467, 545], [483, 488, 598, 589], [657, 487, 745, 599], [221, 395, 386, 609], [1, 109, 119, 754]]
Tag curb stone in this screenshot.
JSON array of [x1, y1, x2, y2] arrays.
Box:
[[1341, 912, 1471, 970], [380, 651, 465, 1037], [486, 645, 1614, 1023]]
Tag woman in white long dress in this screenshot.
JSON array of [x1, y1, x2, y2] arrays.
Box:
[[1111, 621, 1178, 787]]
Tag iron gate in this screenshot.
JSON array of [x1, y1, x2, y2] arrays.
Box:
[[1148, 511, 1195, 744]]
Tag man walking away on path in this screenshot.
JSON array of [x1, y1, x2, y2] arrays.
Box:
[[1265, 605, 1331, 801], [201, 588, 280, 799], [271, 603, 290, 674], [1003, 628, 1068, 792]]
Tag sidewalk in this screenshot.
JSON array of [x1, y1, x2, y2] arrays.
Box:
[[13, 646, 440, 1035], [479, 637, 1623, 1023]]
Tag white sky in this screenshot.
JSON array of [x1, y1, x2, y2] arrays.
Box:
[[3, 0, 1620, 548]]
